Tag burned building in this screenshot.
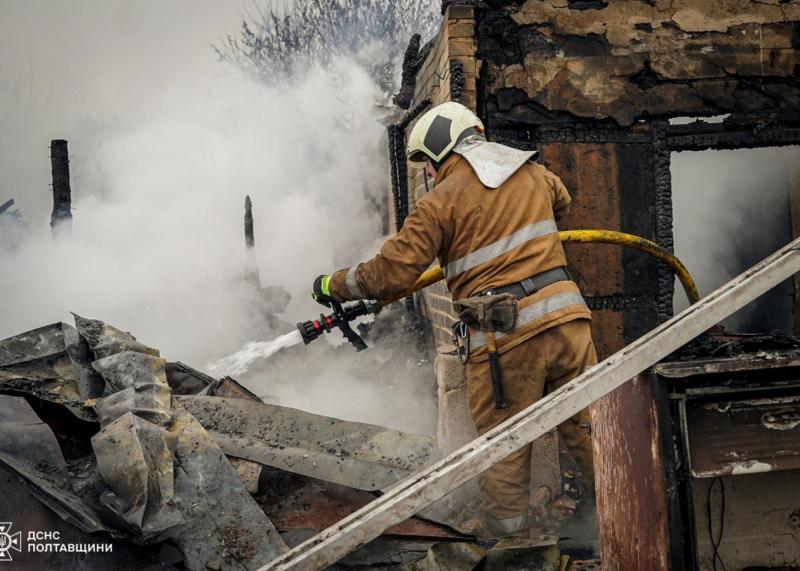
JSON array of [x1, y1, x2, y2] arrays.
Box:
[[392, 0, 800, 355], [3, 2, 800, 570], [384, 1, 800, 569]]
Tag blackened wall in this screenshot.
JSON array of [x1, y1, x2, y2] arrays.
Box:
[[468, 2, 800, 569], [476, 0, 800, 355]]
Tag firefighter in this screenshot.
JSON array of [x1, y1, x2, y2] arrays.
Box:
[[311, 101, 596, 537]]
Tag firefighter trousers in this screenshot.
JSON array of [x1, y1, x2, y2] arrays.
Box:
[[466, 318, 597, 534]]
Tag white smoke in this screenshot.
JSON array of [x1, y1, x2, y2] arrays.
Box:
[[0, 2, 387, 365], [672, 145, 799, 333]]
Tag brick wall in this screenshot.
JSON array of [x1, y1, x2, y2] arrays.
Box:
[[402, 5, 479, 350]]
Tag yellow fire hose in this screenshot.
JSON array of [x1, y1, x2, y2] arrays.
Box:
[[297, 230, 700, 350], [384, 229, 700, 305]]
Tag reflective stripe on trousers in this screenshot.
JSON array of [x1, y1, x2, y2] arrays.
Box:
[[470, 291, 587, 349], [443, 218, 558, 279]]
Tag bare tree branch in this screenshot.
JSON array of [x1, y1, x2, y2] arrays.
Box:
[[216, 0, 440, 96]]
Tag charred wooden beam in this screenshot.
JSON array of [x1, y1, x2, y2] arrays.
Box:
[[244, 195, 261, 289], [0, 199, 14, 216], [50, 139, 72, 233], [449, 59, 465, 103], [393, 34, 423, 110], [245, 195, 255, 249], [667, 121, 800, 152], [652, 120, 674, 322], [388, 99, 431, 313]]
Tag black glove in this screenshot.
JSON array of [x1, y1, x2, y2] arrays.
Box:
[[311, 274, 336, 307]]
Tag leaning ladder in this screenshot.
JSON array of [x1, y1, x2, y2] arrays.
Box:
[[260, 238, 800, 571]]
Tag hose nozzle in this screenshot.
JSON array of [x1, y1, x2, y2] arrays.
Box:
[[297, 300, 382, 350]]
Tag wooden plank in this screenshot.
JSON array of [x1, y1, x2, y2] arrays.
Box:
[[654, 353, 800, 378], [791, 169, 800, 336], [259, 238, 800, 571]]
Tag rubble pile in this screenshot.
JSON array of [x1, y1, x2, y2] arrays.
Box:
[[0, 315, 447, 569], [0, 315, 597, 570]]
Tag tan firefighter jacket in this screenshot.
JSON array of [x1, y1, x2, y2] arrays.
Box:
[[329, 140, 591, 361]]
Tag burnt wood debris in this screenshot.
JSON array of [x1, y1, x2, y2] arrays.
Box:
[[50, 139, 72, 233]]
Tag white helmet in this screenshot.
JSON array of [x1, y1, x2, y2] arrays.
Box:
[[406, 102, 484, 166]]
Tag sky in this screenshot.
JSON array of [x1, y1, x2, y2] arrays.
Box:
[[0, 1, 243, 215]]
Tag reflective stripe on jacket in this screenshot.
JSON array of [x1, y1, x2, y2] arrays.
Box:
[[329, 148, 591, 360]]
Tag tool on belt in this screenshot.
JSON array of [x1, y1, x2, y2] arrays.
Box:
[[453, 293, 518, 409], [451, 267, 572, 409]]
